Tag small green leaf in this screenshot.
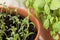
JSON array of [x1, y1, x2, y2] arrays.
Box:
[[23, 17, 29, 25], [44, 4, 50, 14], [26, 0, 29, 7], [8, 26, 17, 32], [25, 0, 33, 8], [56, 17, 58, 22], [50, 0, 60, 10], [53, 34, 59, 40], [50, 17, 54, 24], [52, 22, 60, 32], [7, 37, 13, 40], [47, 15, 51, 19], [58, 31, 60, 34], [50, 31, 56, 36], [43, 19, 49, 29]]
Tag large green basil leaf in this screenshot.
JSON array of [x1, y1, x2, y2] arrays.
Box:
[[50, 0, 60, 10], [44, 4, 50, 14], [33, 0, 45, 12], [52, 22, 60, 32], [43, 19, 49, 29]]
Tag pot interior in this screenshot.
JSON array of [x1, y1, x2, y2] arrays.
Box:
[[0, 6, 38, 40]]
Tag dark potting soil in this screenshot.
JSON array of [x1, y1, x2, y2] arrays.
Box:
[[0, 12, 37, 40], [26, 24, 37, 40]]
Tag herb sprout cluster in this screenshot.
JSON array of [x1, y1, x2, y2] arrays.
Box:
[[25, 0, 60, 40], [0, 7, 36, 40]]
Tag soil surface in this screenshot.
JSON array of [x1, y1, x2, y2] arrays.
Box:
[[0, 12, 37, 40]]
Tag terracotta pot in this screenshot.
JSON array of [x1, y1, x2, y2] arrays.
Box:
[[29, 7, 60, 40], [0, 5, 40, 40], [40, 23, 60, 40], [40, 25, 53, 40]]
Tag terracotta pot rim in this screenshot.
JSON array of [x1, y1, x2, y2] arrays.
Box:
[[0, 5, 40, 40]]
